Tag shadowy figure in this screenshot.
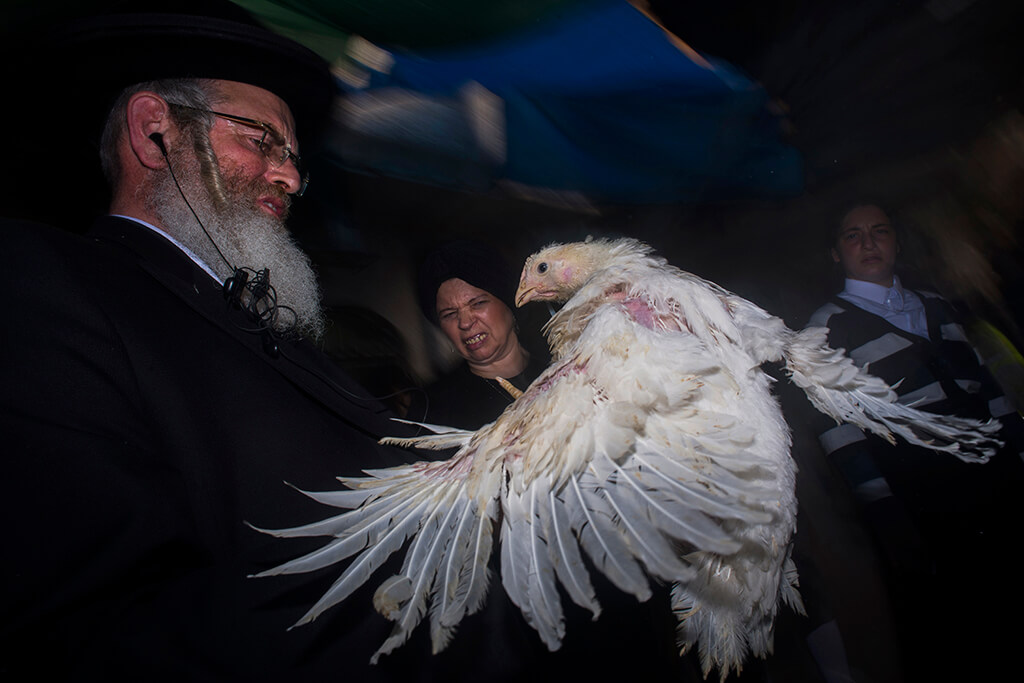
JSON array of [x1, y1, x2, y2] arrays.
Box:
[[321, 305, 420, 418]]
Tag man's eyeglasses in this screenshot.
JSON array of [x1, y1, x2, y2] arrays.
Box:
[[168, 103, 309, 197]]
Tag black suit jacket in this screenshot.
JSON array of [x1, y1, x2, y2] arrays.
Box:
[[0, 216, 442, 681]]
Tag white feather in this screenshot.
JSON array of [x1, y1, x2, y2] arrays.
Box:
[[787, 326, 1002, 461], [564, 474, 652, 601], [250, 496, 429, 579], [538, 487, 600, 618], [599, 469, 694, 582], [370, 494, 462, 663], [428, 497, 486, 650], [499, 486, 530, 616], [524, 478, 566, 650], [439, 499, 495, 625], [285, 499, 430, 627]]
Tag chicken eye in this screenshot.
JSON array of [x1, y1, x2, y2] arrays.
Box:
[[537, 262, 548, 274]]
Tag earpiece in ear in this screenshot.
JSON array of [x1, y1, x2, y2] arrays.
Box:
[[149, 132, 167, 156]]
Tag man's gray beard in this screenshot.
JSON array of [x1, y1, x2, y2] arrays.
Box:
[[146, 157, 325, 340]]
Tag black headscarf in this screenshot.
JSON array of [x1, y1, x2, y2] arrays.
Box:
[[416, 240, 518, 323]]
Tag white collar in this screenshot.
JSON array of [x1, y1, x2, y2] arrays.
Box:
[[843, 275, 904, 305], [110, 214, 223, 284]]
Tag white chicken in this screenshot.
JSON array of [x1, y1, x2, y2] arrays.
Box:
[[252, 237, 1001, 679]]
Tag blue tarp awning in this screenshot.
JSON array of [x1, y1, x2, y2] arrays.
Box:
[[327, 1, 802, 205]]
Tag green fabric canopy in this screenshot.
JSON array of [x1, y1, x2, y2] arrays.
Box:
[[232, 0, 594, 61]]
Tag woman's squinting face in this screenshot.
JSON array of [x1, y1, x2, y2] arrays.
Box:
[[436, 278, 517, 367]]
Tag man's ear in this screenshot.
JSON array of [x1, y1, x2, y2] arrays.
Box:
[[125, 92, 173, 170], [830, 247, 840, 264]]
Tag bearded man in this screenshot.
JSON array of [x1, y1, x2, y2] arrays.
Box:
[[104, 77, 327, 340], [0, 7, 429, 682]]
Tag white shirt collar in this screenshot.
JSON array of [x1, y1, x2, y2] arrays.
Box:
[[110, 214, 223, 284], [843, 275, 905, 306]]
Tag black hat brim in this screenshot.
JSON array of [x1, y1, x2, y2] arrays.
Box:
[[56, 11, 335, 145]]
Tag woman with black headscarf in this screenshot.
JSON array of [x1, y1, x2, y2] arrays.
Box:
[[410, 240, 548, 430]]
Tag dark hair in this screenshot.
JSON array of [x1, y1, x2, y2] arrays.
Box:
[[835, 201, 895, 235]]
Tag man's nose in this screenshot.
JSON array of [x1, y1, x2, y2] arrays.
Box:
[[266, 160, 302, 195]]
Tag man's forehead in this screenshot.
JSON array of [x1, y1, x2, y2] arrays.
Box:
[[840, 206, 891, 231], [213, 79, 297, 138]]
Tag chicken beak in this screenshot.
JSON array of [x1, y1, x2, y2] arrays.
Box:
[[515, 267, 537, 307], [515, 283, 535, 308]]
